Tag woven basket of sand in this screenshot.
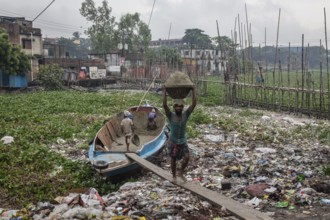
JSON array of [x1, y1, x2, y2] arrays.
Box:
[[164, 71, 194, 99]]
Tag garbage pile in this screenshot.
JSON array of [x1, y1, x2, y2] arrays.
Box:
[[1, 106, 330, 220]]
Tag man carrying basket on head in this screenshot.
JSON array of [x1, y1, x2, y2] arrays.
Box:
[[163, 85, 197, 182]]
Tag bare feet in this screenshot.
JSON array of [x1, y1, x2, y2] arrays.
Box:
[[178, 171, 187, 182], [172, 175, 177, 183]]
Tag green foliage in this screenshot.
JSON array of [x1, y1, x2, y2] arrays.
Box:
[[0, 90, 148, 208], [37, 64, 65, 90], [291, 123, 330, 144], [196, 77, 224, 106], [116, 13, 151, 53], [212, 35, 235, 55], [146, 46, 182, 68], [0, 28, 31, 75], [80, 1, 151, 54], [80, 0, 116, 53], [57, 37, 90, 59], [317, 129, 330, 145], [322, 164, 330, 176], [189, 108, 212, 124], [216, 116, 239, 132], [186, 108, 212, 138], [182, 28, 212, 49]]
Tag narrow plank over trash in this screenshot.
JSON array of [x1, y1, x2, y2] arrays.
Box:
[[126, 153, 274, 220]]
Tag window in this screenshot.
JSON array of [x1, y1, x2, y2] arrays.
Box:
[[48, 48, 54, 57], [8, 24, 14, 33], [22, 39, 32, 49]]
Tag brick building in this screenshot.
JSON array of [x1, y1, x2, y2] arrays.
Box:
[[0, 16, 43, 81]]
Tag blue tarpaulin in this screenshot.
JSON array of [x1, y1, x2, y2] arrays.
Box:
[[0, 69, 27, 88]]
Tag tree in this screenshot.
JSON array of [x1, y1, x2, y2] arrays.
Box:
[[0, 28, 30, 75], [182, 28, 212, 49], [212, 36, 235, 58], [57, 36, 90, 59], [72, 31, 81, 39], [115, 13, 151, 53], [146, 46, 182, 68], [80, 0, 116, 53], [37, 64, 64, 90]]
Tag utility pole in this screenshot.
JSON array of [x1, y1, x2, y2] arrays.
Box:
[[30, 0, 56, 81], [30, 32, 34, 81]]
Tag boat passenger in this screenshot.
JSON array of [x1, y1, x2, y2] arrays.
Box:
[[121, 110, 134, 151], [147, 108, 157, 130]]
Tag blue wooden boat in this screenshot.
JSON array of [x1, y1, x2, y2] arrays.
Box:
[[88, 105, 168, 177]]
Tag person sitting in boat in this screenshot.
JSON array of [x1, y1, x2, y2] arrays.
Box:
[[147, 108, 157, 130], [121, 110, 134, 151]]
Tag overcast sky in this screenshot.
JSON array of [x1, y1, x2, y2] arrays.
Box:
[[0, 0, 329, 46]]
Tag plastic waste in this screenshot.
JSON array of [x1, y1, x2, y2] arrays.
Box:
[[275, 201, 289, 208], [320, 199, 330, 204], [224, 153, 235, 158], [286, 190, 296, 209], [246, 197, 261, 207], [1, 135, 14, 144]]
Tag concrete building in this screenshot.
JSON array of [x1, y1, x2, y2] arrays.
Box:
[[0, 16, 43, 81]]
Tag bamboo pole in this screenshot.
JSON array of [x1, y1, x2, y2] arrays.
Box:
[[306, 44, 311, 116], [273, 8, 281, 110], [250, 27, 254, 107], [319, 39, 324, 116], [216, 20, 226, 104], [245, 3, 250, 61], [288, 43, 291, 114], [257, 44, 261, 109], [301, 34, 305, 117], [264, 27, 268, 107], [243, 24, 247, 101], [241, 22, 245, 103], [295, 48, 299, 115], [278, 48, 284, 111], [324, 8, 330, 119], [238, 14, 242, 105]]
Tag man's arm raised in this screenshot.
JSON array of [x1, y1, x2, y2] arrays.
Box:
[[163, 86, 171, 116], [187, 85, 197, 113]]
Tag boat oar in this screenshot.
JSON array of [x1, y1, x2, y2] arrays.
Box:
[[132, 133, 140, 146]]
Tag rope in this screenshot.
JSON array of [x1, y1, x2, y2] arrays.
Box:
[[136, 72, 160, 111]]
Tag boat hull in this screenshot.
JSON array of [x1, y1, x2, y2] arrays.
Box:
[[88, 106, 168, 178]]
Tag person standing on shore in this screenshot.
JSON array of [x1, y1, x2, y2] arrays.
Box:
[[163, 86, 197, 182]]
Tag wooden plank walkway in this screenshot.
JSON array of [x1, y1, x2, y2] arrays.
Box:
[[126, 153, 274, 220]]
